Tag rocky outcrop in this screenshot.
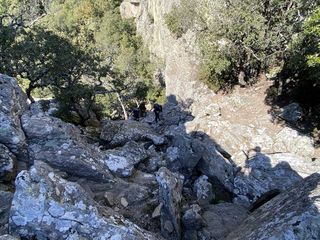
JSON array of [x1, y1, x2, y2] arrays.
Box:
[[164, 127, 203, 177], [133, 0, 318, 167], [226, 173, 320, 240], [21, 113, 113, 182], [0, 74, 28, 161], [0, 191, 13, 235], [100, 120, 165, 147], [134, 0, 212, 104], [197, 137, 235, 192], [2, 74, 319, 239], [156, 167, 184, 240], [75, 172, 160, 233], [9, 161, 160, 240], [233, 152, 320, 205], [104, 141, 148, 177]]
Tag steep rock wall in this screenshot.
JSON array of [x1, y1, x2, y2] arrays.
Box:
[[122, 0, 213, 105]]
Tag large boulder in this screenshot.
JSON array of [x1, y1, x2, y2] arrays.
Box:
[[79, 172, 160, 233], [9, 161, 160, 240], [278, 102, 303, 124], [100, 120, 165, 147], [0, 74, 28, 161], [226, 173, 320, 240], [164, 127, 203, 177], [21, 113, 113, 182], [156, 167, 184, 240], [0, 144, 16, 182], [104, 141, 148, 177], [233, 153, 320, 205], [0, 191, 13, 235], [197, 137, 235, 192], [199, 203, 248, 240]]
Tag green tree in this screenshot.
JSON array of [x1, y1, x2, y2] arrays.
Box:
[[165, 0, 320, 90], [278, 6, 320, 111], [1, 0, 158, 122]]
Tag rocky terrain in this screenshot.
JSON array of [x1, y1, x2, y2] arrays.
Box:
[[1, 72, 320, 240], [0, 1, 319, 240]]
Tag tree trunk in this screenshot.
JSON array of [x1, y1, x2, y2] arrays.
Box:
[[134, 99, 139, 107], [116, 92, 128, 120], [26, 86, 35, 103]]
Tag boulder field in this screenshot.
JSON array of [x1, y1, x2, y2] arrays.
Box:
[[0, 74, 319, 239]]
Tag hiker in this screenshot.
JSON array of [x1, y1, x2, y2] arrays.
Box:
[[132, 107, 140, 121], [139, 102, 146, 117], [152, 102, 162, 123]]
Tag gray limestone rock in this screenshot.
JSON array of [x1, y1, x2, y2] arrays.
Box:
[[100, 120, 165, 147], [273, 127, 315, 157], [0, 191, 13, 235], [201, 203, 248, 240], [0, 144, 16, 182], [21, 113, 113, 182], [104, 141, 148, 177], [193, 176, 214, 206], [0, 74, 28, 161], [9, 161, 160, 240], [29, 100, 58, 117], [120, 0, 140, 18], [164, 129, 203, 177], [156, 167, 184, 240], [226, 173, 320, 240], [197, 138, 234, 192], [139, 145, 166, 173], [233, 153, 319, 205], [80, 174, 159, 233], [279, 102, 303, 124], [182, 204, 203, 231], [162, 102, 192, 126], [0, 235, 19, 240]]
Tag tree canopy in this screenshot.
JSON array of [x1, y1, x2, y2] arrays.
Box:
[[0, 0, 162, 124]]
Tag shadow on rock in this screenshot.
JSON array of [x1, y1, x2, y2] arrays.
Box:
[[1, 76, 320, 240]]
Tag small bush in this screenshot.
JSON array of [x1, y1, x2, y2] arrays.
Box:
[[164, 0, 196, 38]]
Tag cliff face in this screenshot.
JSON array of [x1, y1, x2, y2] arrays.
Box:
[[122, 0, 319, 162], [121, 0, 213, 105]]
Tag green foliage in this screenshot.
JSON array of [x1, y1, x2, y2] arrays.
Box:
[[164, 0, 196, 38], [147, 85, 166, 105], [1, 0, 160, 123], [279, 6, 320, 102], [198, 40, 234, 91], [265, 6, 320, 140], [166, 0, 320, 90]]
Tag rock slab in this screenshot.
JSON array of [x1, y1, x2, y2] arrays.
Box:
[[226, 173, 320, 240], [9, 161, 160, 240], [156, 167, 184, 240]]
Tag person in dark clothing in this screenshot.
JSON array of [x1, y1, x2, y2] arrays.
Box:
[[139, 102, 146, 117], [132, 107, 140, 121], [153, 102, 162, 123]]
